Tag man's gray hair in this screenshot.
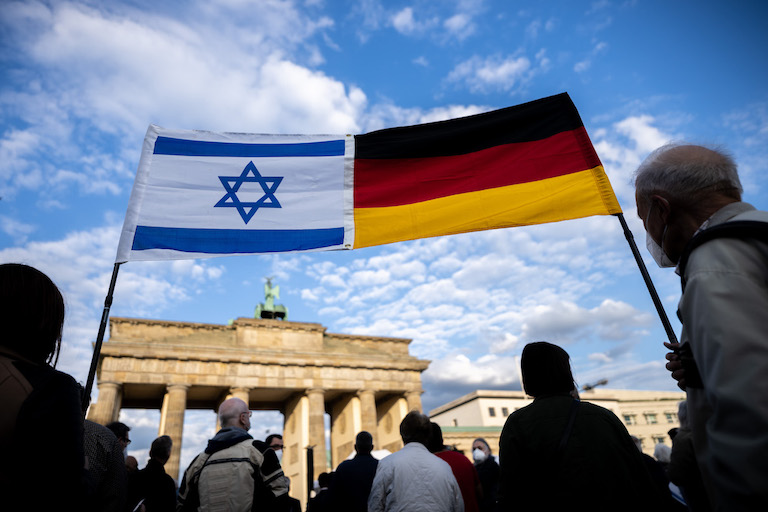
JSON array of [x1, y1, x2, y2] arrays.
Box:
[[634, 143, 742, 208]]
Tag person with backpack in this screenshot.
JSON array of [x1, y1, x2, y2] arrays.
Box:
[[634, 143, 768, 511], [176, 398, 289, 511]]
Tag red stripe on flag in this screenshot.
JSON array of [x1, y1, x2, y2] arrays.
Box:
[[354, 127, 601, 209]]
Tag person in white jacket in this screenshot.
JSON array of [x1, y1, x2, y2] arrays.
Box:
[[368, 410, 464, 512]]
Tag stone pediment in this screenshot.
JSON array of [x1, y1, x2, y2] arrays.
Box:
[[105, 316, 428, 370]]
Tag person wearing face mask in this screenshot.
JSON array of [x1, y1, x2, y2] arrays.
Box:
[[634, 143, 768, 512], [266, 434, 284, 464], [470, 438, 498, 512]]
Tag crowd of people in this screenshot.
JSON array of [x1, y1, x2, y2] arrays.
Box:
[[2, 142, 766, 511]]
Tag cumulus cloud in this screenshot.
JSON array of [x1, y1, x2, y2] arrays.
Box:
[[0, 223, 230, 382], [0, 215, 36, 243], [0, 1, 367, 200], [445, 50, 550, 94]]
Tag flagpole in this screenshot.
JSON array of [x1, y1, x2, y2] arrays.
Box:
[[82, 262, 122, 415], [615, 213, 678, 345]]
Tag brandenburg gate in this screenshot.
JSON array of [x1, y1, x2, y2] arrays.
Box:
[[86, 313, 429, 505]]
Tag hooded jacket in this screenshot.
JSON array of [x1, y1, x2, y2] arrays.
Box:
[[177, 427, 288, 512]]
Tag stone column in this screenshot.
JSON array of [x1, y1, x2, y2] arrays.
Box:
[[357, 389, 379, 449], [87, 381, 121, 425], [405, 390, 423, 412], [159, 384, 188, 482], [330, 394, 359, 468], [283, 393, 309, 510], [376, 395, 408, 454], [228, 387, 251, 404], [307, 388, 327, 479]]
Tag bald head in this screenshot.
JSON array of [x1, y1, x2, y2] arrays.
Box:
[[219, 398, 251, 430]]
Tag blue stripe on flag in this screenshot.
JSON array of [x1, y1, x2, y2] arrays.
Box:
[[132, 226, 344, 254], [153, 137, 346, 157]]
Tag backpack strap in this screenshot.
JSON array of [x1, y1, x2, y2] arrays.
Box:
[[679, 220, 768, 290]]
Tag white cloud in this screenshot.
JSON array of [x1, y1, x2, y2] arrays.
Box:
[[0, 215, 36, 243], [593, 114, 676, 203], [392, 7, 417, 33], [391, 7, 439, 36], [574, 60, 591, 73], [0, 223, 232, 382], [446, 53, 546, 94], [0, 1, 367, 200], [443, 13, 475, 39]]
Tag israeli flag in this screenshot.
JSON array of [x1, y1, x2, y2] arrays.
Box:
[[116, 125, 354, 262]]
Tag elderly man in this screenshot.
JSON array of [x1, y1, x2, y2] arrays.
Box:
[[634, 143, 768, 511], [368, 411, 463, 512], [177, 397, 289, 511]]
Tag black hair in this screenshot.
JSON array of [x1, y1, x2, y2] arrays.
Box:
[[0, 263, 65, 365], [400, 410, 431, 445], [427, 422, 444, 453], [521, 342, 576, 397]]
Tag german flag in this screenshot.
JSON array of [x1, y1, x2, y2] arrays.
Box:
[[352, 92, 621, 249]]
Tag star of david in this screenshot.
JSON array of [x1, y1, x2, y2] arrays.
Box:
[[214, 161, 283, 224]]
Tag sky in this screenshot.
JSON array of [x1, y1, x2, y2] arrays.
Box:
[[2, 0, 767, 479]]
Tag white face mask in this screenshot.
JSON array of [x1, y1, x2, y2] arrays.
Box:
[[646, 231, 676, 268], [274, 449, 283, 463], [472, 448, 487, 462], [645, 205, 676, 268]]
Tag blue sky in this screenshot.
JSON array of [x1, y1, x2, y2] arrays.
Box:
[[2, 0, 767, 477]]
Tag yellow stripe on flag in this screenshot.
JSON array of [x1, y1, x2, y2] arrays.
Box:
[[353, 166, 621, 249]]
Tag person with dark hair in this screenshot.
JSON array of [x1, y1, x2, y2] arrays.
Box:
[[307, 471, 333, 512], [128, 435, 176, 512], [265, 433, 284, 464], [106, 421, 132, 453], [327, 431, 379, 512], [0, 263, 87, 510], [428, 423, 481, 512], [470, 438, 498, 512], [368, 410, 463, 512], [635, 143, 768, 511], [497, 342, 664, 511]]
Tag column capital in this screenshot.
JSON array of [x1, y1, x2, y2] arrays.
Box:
[[230, 386, 251, 394], [98, 381, 122, 390], [166, 383, 190, 392], [356, 389, 376, 397], [306, 388, 325, 396]]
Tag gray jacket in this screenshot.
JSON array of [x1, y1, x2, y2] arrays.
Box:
[[678, 202, 768, 511], [367, 442, 463, 512]]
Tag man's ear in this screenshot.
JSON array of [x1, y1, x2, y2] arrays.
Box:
[[650, 194, 672, 223]]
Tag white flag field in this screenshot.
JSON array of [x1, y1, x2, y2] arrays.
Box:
[[116, 124, 354, 262]]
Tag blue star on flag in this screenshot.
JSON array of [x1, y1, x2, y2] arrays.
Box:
[[214, 161, 283, 224]]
